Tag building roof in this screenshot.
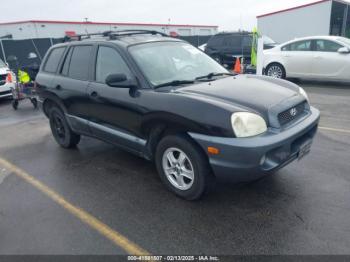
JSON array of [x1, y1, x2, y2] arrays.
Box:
[[0, 20, 218, 28], [257, 0, 348, 18]]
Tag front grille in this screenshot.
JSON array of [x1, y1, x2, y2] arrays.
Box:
[[278, 102, 307, 126], [0, 74, 6, 86]]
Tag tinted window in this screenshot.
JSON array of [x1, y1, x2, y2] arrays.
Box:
[[68, 45, 92, 80], [315, 40, 343, 52], [207, 35, 224, 47], [61, 48, 73, 76], [44, 47, 65, 73], [223, 35, 241, 47], [242, 36, 253, 47], [95, 46, 131, 83], [282, 40, 312, 51]]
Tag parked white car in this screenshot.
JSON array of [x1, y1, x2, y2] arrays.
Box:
[[263, 36, 350, 82], [0, 59, 15, 99]]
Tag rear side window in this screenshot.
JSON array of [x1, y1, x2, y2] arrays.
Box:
[[61, 47, 73, 76], [95, 46, 131, 83], [44, 47, 65, 73], [207, 35, 224, 47], [68, 45, 92, 80], [223, 36, 241, 47], [282, 40, 312, 51]]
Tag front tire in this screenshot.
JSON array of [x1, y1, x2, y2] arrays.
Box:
[[155, 135, 212, 200], [49, 107, 81, 148], [266, 63, 286, 79]]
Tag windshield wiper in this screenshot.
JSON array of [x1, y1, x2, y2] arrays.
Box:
[[154, 80, 195, 89], [195, 72, 235, 81]]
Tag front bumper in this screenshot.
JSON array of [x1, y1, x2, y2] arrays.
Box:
[[189, 107, 320, 183], [0, 83, 14, 98]]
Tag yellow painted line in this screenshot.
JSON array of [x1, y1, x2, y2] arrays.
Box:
[[0, 157, 150, 256], [319, 126, 350, 134]]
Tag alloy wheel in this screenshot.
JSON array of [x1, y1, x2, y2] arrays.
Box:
[[162, 147, 195, 191]]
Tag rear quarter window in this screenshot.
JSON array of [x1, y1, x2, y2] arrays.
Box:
[[43, 47, 66, 73]]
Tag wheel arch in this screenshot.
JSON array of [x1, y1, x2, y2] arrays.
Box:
[[141, 116, 210, 162], [265, 61, 287, 78], [42, 93, 67, 117]]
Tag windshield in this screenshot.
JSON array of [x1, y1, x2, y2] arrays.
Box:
[[129, 42, 229, 87], [0, 58, 6, 68], [337, 37, 350, 47], [263, 35, 277, 45]]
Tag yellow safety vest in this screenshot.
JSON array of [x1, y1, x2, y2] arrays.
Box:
[[18, 70, 31, 84]]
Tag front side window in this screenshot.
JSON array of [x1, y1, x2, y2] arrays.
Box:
[[129, 42, 228, 86], [95, 46, 131, 83], [282, 40, 312, 51], [68, 45, 92, 80], [315, 40, 343, 52], [44, 47, 66, 73]]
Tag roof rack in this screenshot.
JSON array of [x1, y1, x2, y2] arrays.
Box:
[[64, 30, 168, 42]]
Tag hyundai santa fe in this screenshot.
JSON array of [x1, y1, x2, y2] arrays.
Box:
[[36, 30, 320, 200]]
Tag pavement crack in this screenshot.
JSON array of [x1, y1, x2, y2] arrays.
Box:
[[294, 212, 305, 223]]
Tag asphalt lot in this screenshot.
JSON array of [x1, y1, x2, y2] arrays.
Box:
[[0, 81, 350, 256]]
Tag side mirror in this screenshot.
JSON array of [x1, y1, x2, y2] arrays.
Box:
[[105, 73, 137, 88], [338, 47, 350, 54]]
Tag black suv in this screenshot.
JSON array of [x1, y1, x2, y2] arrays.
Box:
[[205, 31, 277, 67], [36, 30, 319, 200]]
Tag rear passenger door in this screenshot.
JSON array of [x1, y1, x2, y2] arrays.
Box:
[[52, 44, 93, 135], [87, 44, 144, 153]]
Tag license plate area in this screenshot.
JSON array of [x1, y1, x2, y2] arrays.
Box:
[[298, 139, 312, 160]]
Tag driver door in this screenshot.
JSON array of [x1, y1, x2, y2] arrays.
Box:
[[311, 39, 349, 80], [87, 44, 144, 152]]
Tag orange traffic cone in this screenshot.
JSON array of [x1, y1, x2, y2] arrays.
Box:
[[233, 57, 241, 74]]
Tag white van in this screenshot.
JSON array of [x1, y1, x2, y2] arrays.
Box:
[[0, 58, 15, 99]]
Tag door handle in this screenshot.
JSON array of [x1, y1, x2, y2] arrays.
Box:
[[55, 85, 62, 90]]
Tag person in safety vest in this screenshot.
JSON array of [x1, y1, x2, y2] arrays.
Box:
[[18, 69, 31, 84]]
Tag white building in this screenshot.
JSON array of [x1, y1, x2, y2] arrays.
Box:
[[0, 20, 218, 40], [257, 0, 350, 43]]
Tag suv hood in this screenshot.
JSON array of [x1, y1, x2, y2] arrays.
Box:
[[176, 74, 303, 122]]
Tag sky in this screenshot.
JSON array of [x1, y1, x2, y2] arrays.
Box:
[[0, 0, 347, 31]]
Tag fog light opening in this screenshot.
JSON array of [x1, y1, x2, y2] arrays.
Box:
[[260, 155, 266, 165]]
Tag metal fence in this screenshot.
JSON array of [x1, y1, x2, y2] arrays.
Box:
[[0, 35, 213, 71]]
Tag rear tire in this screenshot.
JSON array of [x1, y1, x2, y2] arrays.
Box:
[[49, 107, 81, 148], [155, 134, 212, 200], [265, 63, 286, 79]]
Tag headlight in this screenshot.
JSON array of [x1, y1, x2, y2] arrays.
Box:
[[231, 112, 267, 138], [299, 87, 309, 101]]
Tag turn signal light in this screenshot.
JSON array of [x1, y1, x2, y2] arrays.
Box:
[[207, 147, 220, 155], [6, 73, 13, 83]]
